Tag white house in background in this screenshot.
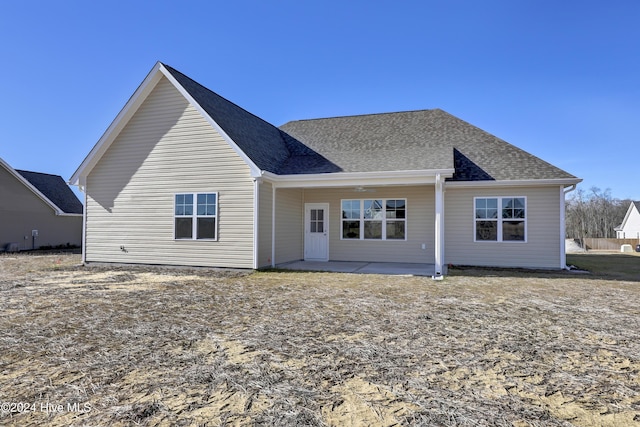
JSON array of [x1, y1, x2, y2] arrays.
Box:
[[0, 157, 83, 251], [70, 62, 581, 274], [615, 201, 640, 239]]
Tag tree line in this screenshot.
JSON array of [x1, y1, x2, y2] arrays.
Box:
[[565, 186, 633, 240]]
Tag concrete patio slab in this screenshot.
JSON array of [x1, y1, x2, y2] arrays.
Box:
[[275, 260, 438, 276]]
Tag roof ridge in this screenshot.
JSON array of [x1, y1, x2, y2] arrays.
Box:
[[16, 169, 62, 178], [281, 108, 444, 124]]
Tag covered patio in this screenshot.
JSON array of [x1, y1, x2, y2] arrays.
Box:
[[266, 174, 447, 278], [275, 260, 444, 277]]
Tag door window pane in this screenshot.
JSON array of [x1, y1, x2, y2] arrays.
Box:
[[309, 209, 324, 233]]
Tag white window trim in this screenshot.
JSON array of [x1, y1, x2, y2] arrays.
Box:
[[340, 198, 408, 241], [473, 196, 527, 243], [174, 192, 219, 241]]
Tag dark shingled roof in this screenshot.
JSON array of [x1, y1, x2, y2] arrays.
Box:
[[164, 64, 576, 181], [162, 64, 339, 174], [16, 170, 83, 214], [280, 109, 578, 180]]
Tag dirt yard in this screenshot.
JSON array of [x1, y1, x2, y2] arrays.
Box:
[[0, 253, 639, 426]]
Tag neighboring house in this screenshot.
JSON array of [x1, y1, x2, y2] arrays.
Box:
[[0, 157, 83, 251], [70, 62, 581, 274], [615, 201, 640, 239]]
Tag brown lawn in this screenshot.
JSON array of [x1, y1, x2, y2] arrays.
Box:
[[0, 253, 639, 426]]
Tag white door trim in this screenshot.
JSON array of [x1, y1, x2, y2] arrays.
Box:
[[304, 203, 329, 261]]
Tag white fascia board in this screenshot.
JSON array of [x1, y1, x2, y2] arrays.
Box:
[[263, 169, 455, 188], [158, 65, 262, 177], [619, 203, 635, 229], [445, 178, 582, 189], [70, 62, 165, 186], [0, 157, 65, 215]]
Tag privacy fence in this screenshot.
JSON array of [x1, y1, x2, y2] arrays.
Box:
[[580, 238, 640, 251]]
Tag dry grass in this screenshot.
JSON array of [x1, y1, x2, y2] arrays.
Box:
[[567, 252, 640, 281], [1, 253, 639, 426]]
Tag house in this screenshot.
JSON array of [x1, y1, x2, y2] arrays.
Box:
[[70, 62, 581, 274], [615, 201, 640, 239], [1, 157, 83, 251]]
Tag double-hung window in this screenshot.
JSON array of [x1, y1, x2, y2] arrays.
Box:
[[175, 193, 218, 240], [474, 197, 526, 242], [341, 199, 406, 240]]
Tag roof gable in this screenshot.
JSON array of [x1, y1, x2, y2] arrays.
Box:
[[0, 157, 82, 215], [72, 63, 579, 185], [162, 65, 340, 175], [16, 170, 83, 214], [161, 65, 290, 173], [618, 201, 640, 230], [71, 62, 339, 184]]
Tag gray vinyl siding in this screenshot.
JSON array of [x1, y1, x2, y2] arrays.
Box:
[[274, 188, 304, 264], [85, 76, 255, 268], [444, 186, 562, 269], [257, 181, 273, 268], [302, 186, 435, 263], [0, 166, 82, 250]]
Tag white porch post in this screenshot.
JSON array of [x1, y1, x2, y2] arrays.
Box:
[[561, 184, 577, 269], [559, 185, 566, 269], [252, 178, 260, 270], [81, 179, 87, 264], [434, 173, 444, 279], [271, 185, 276, 268]]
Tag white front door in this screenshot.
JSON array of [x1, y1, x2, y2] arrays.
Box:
[[304, 203, 329, 261]]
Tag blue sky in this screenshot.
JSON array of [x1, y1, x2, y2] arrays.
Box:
[[1, 1, 638, 200]]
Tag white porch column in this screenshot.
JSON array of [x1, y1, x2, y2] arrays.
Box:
[[561, 184, 577, 269], [434, 173, 444, 279], [559, 185, 566, 269], [252, 178, 260, 270], [82, 182, 88, 265], [271, 185, 276, 268]]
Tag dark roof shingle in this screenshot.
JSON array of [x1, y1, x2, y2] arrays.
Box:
[[164, 64, 576, 181], [279, 109, 577, 180], [16, 170, 83, 214], [163, 64, 339, 174]]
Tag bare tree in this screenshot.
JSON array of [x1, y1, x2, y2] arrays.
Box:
[[565, 186, 630, 241]]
